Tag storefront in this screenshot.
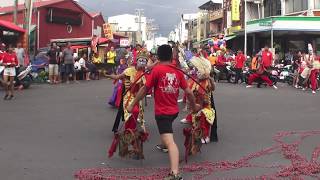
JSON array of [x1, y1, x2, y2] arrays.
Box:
[[239, 16, 320, 55], [0, 19, 26, 47]]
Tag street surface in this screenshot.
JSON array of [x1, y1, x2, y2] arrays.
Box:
[[0, 80, 319, 179]]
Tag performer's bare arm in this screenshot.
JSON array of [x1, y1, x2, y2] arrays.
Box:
[[105, 73, 126, 80], [147, 59, 159, 71], [184, 88, 200, 112]]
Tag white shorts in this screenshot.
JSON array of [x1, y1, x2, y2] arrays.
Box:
[[49, 64, 59, 76], [3, 67, 16, 77]]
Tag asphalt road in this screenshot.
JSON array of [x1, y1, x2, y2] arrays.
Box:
[[0, 80, 319, 179]]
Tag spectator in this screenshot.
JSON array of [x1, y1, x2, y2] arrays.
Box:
[[79, 54, 90, 81], [106, 46, 116, 74], [15, 43, 25, 67], [2, 46, 18, 100], [62, 42, 76, 84], [234, 50, 246, 84], [46, 43, 59, 84], [251, 52, 259, 71], [261, 46, 273, 70], [92, 52, 102, 64]]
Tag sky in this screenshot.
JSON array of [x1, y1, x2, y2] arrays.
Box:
[[0, 0, 222, 36], [79, 0, 216, 36]]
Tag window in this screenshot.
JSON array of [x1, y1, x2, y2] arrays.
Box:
[[315, 0, 320, 9], [285, 0, 308, 14], [264, 0, 282, 17]]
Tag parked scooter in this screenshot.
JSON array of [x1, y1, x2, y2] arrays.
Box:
[[215, 62, 236, 83], [16, 64, 33, 89]]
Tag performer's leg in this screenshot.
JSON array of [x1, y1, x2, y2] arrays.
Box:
[[248, 73, 259, 85], [161, 133, 179, 175], [260, 75, 273, 86], [210, 96, 218, 142], [124, 105, 139, 130], [201, 120, 210, 138], [234, 68, 241, 84], [156, 114, 179, 175], [310, 70, 318, 91]]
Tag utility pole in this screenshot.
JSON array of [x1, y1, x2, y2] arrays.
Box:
[[24, 0, 33, 53], [244, 0, 247, 56], [14, 0, 19, 24], [135, 9, 144, 44]]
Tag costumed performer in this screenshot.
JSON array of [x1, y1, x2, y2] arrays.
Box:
[[106, 51, 148, 133], [181, 56, 216, 144]]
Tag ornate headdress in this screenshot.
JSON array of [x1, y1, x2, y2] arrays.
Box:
[[189, 56, 212, 80], [136, 50, 148, 68]]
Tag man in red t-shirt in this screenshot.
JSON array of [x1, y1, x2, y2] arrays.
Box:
[[234, 50, 246, 84], [261, 46, 273, 69], [127, 45, 198, 180]]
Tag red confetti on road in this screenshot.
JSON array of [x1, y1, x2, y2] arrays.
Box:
[[75, 130, 320, 180]]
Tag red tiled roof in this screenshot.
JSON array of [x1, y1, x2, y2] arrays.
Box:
[[0, 0, 67, 14], [0, 19, 26, 33]]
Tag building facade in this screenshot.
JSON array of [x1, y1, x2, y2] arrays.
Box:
[[0, 0, 105, 54], [224, 0, 320, 55], [108, 14, 147, 45]]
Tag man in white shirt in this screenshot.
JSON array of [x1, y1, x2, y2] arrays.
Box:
[[79, 54, 90, 80], [15, 43, 25, 67]]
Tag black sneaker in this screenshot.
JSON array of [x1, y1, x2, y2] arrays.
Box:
[[155, 144, 168, 153], [164, 172, 183, 180], [3, 94, 9, 100], [8, 95, 14, 100]]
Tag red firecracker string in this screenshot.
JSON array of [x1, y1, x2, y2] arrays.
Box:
[[75, 130, 320, 180]]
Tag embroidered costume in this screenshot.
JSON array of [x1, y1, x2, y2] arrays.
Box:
[[109, 50, 149, 160], [183, 56, 216, 160]]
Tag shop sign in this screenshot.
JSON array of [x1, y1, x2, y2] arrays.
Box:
[[120, 38, 130, 47], [103, 23, 114, 39], [231, 0, 240, 21], [209, 9, 223, 21], [227, 25, 241, 35], [259, 21, 272, 27]]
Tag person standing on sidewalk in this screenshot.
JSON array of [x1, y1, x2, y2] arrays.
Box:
[[106, 46, 116, 74], [2, 46, 18, 100], [234, 50, 246, 84], [62, 42, 76, 83], [46, 43, 59, 84], [127, 45, 199, 180], [15, 43, 25, 67]]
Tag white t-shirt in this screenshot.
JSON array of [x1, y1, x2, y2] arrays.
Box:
[[74, 61, 81, 71], [79, 58, 86, 67]]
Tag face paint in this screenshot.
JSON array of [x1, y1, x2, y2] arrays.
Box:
[[136, 57, 148, 68]]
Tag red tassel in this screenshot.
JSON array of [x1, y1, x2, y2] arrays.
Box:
[[108, 134, 120, 158]]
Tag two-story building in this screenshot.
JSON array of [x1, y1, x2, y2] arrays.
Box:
[[0, 0, 105, 55], [224, 0, 320, 55]]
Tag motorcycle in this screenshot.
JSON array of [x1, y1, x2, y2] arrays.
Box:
[[16, 64, 33, 89], [215, 62, 236, 83]]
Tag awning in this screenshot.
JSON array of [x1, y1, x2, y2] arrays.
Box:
[[71, 45, 89, 50], [224, 35, 237, 41], [0, 20, 26, 33]]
